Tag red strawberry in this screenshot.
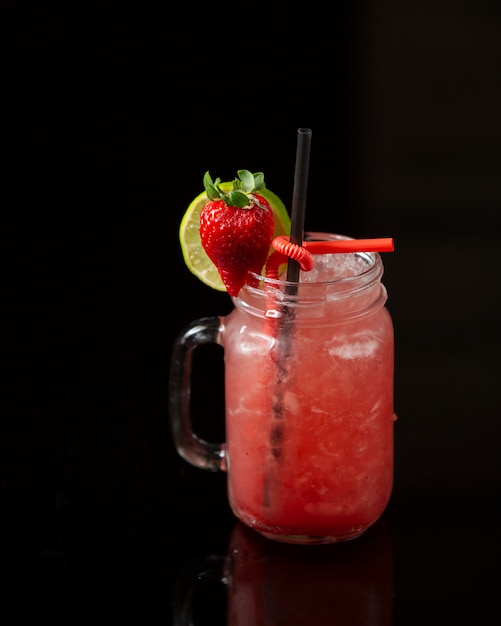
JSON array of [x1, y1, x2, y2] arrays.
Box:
[[200, 170, 275, 296]]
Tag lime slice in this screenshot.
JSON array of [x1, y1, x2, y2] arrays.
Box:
[[179, 181, 290, 292]]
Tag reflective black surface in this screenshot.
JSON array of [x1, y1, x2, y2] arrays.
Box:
[[3, 2, 500, 624]]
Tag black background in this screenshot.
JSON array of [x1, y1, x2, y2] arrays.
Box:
[[2, 1, 500, 624]]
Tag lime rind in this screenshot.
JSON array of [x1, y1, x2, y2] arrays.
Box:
[[179, 191, 226, 291], [259, 187, 290, 238]]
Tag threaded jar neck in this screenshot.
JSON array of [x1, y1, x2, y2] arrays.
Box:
[[234, 233, 388, 326]]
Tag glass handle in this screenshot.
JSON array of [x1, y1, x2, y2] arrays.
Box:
[[169, 316, 227, 472]]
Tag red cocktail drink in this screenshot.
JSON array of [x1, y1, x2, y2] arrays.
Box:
[[170, 233, 395, 544], [224, 235, 394, 542]]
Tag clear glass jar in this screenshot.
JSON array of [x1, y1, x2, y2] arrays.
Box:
[[169, 233, 395, 544]]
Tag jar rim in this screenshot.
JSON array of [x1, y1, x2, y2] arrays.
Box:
[[245, 232, 384, 293], [232, 232, 388, 324]]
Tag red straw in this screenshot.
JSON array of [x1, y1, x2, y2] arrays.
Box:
[[304, 237, 394, 254], [265, 236, 394, 280]]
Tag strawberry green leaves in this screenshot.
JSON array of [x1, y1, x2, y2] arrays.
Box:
[[235, 169, 265, 193], [203, 170, 266, 209]]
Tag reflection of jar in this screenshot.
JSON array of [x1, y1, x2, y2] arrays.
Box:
[[172, 519, 393, 626], [227, 521, 393, 626]]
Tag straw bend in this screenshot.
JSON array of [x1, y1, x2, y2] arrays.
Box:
[[266, 237, 314, 280]]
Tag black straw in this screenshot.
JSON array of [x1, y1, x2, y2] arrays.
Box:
[[264, 128, 312, 498], [262, 128, 313, 507], [286, 128, 312, 287]]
